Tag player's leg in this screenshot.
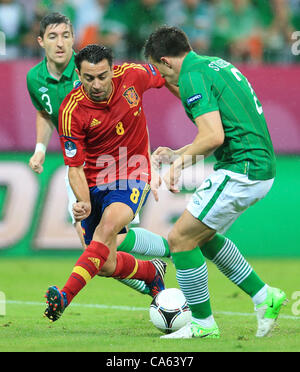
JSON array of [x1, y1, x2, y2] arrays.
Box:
[[44, 186, 113, 321], [189, 170, 286, 337], [96, 181, 166, 298], [161, 209, 219, 339], [113, 184, 169, 295], [114, 227, 170, 295], [44, 201, 160, 321], [68, 171, 155, 296], [162, 210, 219, 338], [69, 200, 166, 301], [117, 228, 170, 257], [44, 183, 166, 321], [90, 221, 152, 296], [201, 234, 266, 300], [68, 166, 170, 260], [95, 180, 166, 296], [200, 234, 287, 337]]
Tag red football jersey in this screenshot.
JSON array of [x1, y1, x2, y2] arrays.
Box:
[[59, 63, 165, 187]]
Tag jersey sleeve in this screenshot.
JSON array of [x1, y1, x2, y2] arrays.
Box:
[[134, 63, 165, 92], [26, 72, 43, 111], [180, 71, 219, 119], [58, 100, 86, 167]]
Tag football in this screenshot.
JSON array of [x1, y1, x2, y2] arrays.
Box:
[[149, 288, 192, 334]]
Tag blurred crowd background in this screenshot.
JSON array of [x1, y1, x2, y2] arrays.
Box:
[[0, 0, 300, 64]]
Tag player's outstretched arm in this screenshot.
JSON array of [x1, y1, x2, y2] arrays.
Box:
[[29, 110, 54, 174]]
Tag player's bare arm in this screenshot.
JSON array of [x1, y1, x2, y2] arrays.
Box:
[[29, 110, 54, 174], [164, 110, 224, 193], [68, 165, 91, 221]]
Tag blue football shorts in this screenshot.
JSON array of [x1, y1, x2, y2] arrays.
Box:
[[81, 179, 151, 245]]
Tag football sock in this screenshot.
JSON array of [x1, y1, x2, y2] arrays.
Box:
[[115, 228, 169, 296], [201, 234, 266, 298], [62, 240, 110, 304], [117, 228, 170, 257], [171, 247, 213, 320], [251, 284, 268, 306], [111, 251, 156, 284], [116, 228, 169, 296], [192, 315, 216, 328], [117, 278, 150, 295]]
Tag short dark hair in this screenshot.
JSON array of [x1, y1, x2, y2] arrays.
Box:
[[75, 44, 114, 72], [144, 26, 192, 62], [39, 12, 73, 38]]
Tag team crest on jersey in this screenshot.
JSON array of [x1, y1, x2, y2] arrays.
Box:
[[123, 86, 140, 108]]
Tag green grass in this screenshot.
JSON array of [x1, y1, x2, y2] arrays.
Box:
[[0, 257, 299, 352]]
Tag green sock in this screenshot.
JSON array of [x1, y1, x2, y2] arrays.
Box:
[[115, 228, 170, 297], [201, 234, 265, 297], [117, 229, 136, 253], [171, 247, 212, 319], [117, 278, 150, 295], [117, 228, 170, 257]]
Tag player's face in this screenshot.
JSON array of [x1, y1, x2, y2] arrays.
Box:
[[38, 23, 74, 66], [149, 57, 179, 85], [78, 59, 114, 102]]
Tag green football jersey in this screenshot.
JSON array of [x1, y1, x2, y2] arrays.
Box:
[[26, 53, 79, 130], [179, 51, 276, 180]]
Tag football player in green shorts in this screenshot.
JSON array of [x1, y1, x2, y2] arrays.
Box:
[[26, 12, 169, 297], [144, 26, 287, 338]]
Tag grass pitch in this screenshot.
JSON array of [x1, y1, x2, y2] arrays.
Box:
[[0, 257, 299, 352]]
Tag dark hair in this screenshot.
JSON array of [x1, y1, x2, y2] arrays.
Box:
[[144, 26, 192, 62], [39, 12, 73, 38], [75, 44, 114, 71]]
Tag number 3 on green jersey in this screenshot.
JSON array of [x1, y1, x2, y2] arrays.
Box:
[[41, 94, 53, 115]]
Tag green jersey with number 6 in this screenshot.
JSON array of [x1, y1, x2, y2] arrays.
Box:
[[26, 53, 79, 130], [179, 51, 276, 180]]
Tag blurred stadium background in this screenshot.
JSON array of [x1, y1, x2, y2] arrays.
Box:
[[0, 0, 300, 258]]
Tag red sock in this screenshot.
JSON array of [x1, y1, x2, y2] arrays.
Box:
[[62, 240, 109, 304], [111, 251, 156, 284]]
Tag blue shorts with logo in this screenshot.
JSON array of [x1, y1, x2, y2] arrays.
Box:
[[81, 179, 151, 245]]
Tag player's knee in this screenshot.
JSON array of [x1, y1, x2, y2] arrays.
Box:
[[168, 229, 186, 253], [168, 228, 202, 254], [94, 220, 121, 246], [98, 251, 117, 277]]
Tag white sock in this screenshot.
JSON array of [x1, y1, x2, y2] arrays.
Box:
[[191, 315, 216, 328], [252, 284, 269, 306]]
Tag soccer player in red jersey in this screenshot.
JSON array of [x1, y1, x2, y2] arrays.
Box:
[[44, 44, 167, 322]]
